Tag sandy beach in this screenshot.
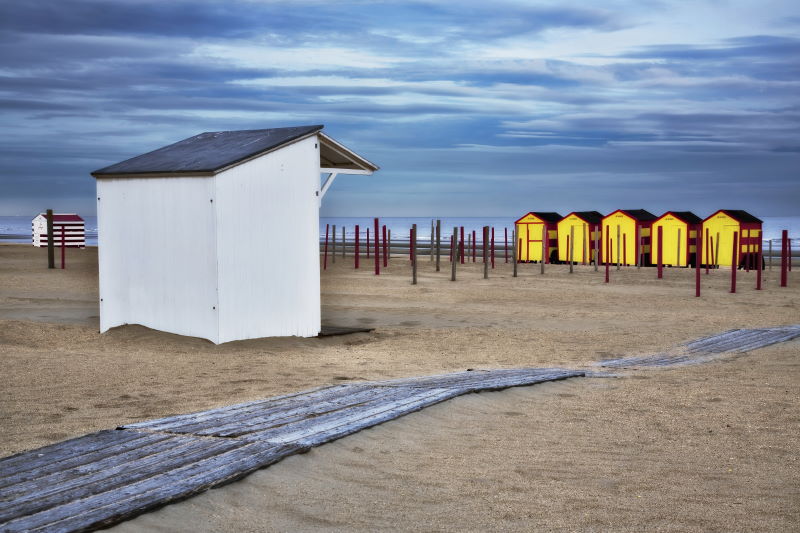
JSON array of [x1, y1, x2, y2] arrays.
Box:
[[1, 243, 798, 531]]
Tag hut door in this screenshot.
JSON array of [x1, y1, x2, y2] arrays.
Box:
[[528, 223, 545, 262], [720, 224, 740, 266]]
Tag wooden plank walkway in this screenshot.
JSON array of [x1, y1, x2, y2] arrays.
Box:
[[0, 368, 583, 532], [596, 325, 800, 368]]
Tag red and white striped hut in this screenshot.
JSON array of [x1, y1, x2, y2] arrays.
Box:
[[32, 213, 85, 248]]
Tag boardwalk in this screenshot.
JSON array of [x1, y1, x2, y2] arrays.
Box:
[[1, 325, 799, 532]]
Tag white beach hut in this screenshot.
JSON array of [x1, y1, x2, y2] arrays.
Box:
[[32, 213, 85, 248], [91, 125, 378, 343]]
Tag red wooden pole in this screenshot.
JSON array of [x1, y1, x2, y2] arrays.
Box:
[[354, 225, 360, 269], [323, 223, 329, 270], [409, 228, 413, 262], [374, 218, 380, 275], [472, 230, 476, 262], [780, 230, 788, 287], [695, 228, 701, 297], [657, 226, 663, 279], [382, 224, 388, 268], [545, 226, 549, 264], [756, 235, 762, 290], [60, 226, 65, 270], [705, 229, 710, 275], [460, 227, 465, 264], [731, 231, 738, 293], [504, 227, 508, 263], [605, 239, 610, 283], [366, 228, 370, 258], [491, 227, 495, 269], [745, 231, 750, 272]]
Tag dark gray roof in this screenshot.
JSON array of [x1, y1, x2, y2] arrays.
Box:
[[566, 211, 604, 224], [716, 209, 763, 224], [619, 209, 658, 221], [531, 212, 563, 223], [665, 211, 703, 224], [92, 125, 323, 176]]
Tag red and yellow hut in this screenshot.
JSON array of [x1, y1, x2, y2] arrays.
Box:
[[702, 210, 763, 268], [650, 211, 702, 267], [600, 209, 657, 266], [557, 211, 603, 264], [515, 212, 561, 263]]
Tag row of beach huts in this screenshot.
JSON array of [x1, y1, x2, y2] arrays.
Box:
[[515, 209, 763, 268]]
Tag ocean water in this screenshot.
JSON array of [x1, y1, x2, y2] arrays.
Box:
[[1, 215, 798, 246]]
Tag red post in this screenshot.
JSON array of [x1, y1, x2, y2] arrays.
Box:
[[374, 218, 380, 275], [705, 229, 710, 275], [409, 228, 413, 262], [354, 225, 360, 269], [756, 236, 762, 290], [695, 229, 701, 297], [60, 226, 65, 270], [605, 239, 610, 283], [657, 226, 663, 279], [366, 228, 370, 258], [323, 223, 329, 270], [504, 227, 508, 263], [780, 230, 788, 287], [460, 227, 465, 264], [623, 233, 627, 267], [544, 227, 549, 264], [731, 231, 738, 293], [491, 227, 495, 268], [745, 231, 750, 272], [472, 230, 476, 262], [382, 224, 388, 268]]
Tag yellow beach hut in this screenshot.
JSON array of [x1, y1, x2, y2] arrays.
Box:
[[650, 211, 702, 267], [702, 210, 763, 268], [557, 211, 603, 264], [600, 209, 658, 266], [514, 212, 562, 263]]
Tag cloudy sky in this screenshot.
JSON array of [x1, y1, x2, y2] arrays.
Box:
[[1, 0, 798, 217]]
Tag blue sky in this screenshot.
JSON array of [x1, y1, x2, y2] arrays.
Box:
[[1, 0, 798, 217]]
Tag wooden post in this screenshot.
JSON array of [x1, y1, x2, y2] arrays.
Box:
[[540, 225, 546, 275], [745, 231, 750, 272], [715, 232, 720, 269], [435, 219, 441, 272], [483, 226, 489, 279], [332, 225, 336, 264], [354, 225, 360, 269], [323, 223, 329, 270], [412, 224, 417, 285], [676, 228, 681, 268], [756, 236, 762, 290], [780, 230, 788, 287], [388, 229, 391, 262], [451, 228, 458, 281], [430, 220, 434, 262], [616, 225, 621, 270], [374, 218, 380, 275], [383, 225, 388, 268], [46, 209, 55, 269], [513, 229, 518, 277], [768, 239, 773, 271], [731, 231, 738, 293], [409, 228, 413, 262], [472, 230, 476, 262], [605, 238, 610, 283], [60, 226, 66, 270], [594, 226, 599, 272], [657, 226, 663, 279], [582, 224, 588, 265], [366, 228, 370, 259], [504, 227, 508, 263], [450, 235, 454, 262], [605, 226, 610, 272], [491, 227, 495, 269], [705, 228, 709, 274], [568, 231, 573, 273], [460, 226, 465, 264], [695, 228, 701, 297], [635, 225, 641, 269], [623, 234, 627, 269]]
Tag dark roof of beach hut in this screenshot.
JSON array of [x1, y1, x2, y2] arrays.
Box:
[[665, 211, 703, 225], [530, 212, 563, 223], [92, 125, 379, 178], [709, 209, 763, 224], [618, 209, 658, 221], [568, 211, 604, 224]]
